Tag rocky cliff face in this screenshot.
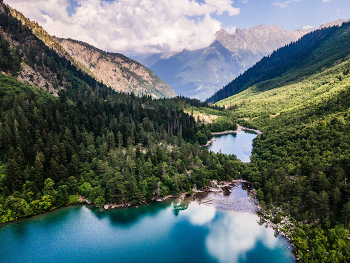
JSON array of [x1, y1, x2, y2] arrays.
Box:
[[149, 25, 310, 100], [55, 38, 176, 99]]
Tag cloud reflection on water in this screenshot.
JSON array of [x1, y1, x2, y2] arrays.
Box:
[[180, 202, 216, 226], [206, 211, 278, 263]]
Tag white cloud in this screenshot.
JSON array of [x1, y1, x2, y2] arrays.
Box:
[[5, 0, 240, 54], [271, 1, 290, 8], [271, 0, 301, 9], [303, 25, 314, 29], [224, 26, 237, 34], [322, 0, 333, 2], [240, 0, 249, 3]]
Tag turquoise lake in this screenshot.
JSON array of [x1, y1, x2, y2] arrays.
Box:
[[206, 132, 258, 162], [0, 186, 295, 263]]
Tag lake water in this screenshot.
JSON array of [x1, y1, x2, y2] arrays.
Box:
[[206, 132, 258, 162], [0, 186, 295, 263]]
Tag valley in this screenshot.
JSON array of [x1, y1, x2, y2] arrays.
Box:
[[1, 1, 350, 262], [145, 25, 310, 101]]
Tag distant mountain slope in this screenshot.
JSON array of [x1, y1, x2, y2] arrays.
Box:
[[207, 21, 350, 104], [320, 18, 350, 28], [149, 25, 309, 101], [130, 52, 177, 68], [212, 40, 350, 263], [215, 25, 308, 67], [150, 41, 244, 100], [1, 2, 175, 99], [55, 38, 176, 99]]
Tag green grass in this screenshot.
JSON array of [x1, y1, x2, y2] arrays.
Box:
[[215, 58, 350, 128]]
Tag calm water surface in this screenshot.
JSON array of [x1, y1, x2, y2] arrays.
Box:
[[0, 186, 294, 263], [207, 132, 258, 162]]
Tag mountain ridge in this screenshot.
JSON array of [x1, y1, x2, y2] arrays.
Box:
[[207, 21, 350, 104], [148, 25, 310, 100], [54, 37, 176, 99], [1, 2, 176, 99]]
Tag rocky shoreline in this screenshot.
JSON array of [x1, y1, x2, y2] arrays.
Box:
[[81, 178, 297, 261], [201, 124, 262, 147]]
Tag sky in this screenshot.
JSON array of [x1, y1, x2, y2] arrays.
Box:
[[4, 0, 350, 55]]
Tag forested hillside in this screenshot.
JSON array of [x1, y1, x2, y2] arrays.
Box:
[[2, 1, 350, 261], [209, 33, 350, 261], [0, 2, 241, 224], [207, 21, 350, 104], [0, 2, 175, 99]]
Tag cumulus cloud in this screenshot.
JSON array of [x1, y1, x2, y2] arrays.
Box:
[[271, 1, 290, 8], [5, 0, 240, 54], [303, 25, 314, 29]]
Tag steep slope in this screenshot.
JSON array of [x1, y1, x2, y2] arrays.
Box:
[[5, 4, 99, 86], [1, 2, 175, 99], [0, 2, 95, 95], [55, 38, 176, 99], [150, 41, 244, 100], [320, 18, 350, 28], [207, 21, 350, 104], [149, 25, 309, 101], [215, 25, 308, 68], [207, 31, 350, 262]]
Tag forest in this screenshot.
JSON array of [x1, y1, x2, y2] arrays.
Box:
[[207, 21, 350, 104], [0, 70, 249, 222], [1, 1, 350, 261]]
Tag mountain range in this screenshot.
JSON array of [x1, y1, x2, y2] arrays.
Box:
[[3, 3, 176, 99], [2, 1, 350, 261], [207, 20, 350, 104], [137, 25, 310, 100], [53, 37, 176, 99]]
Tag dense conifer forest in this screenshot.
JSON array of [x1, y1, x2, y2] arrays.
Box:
[[0, 2, 241, 224], [202, 37, 350, 261], [1, 1, 350, 262]]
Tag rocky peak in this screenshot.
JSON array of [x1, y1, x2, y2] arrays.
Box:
[[214, 24, 310, 55], [320, 19, 350, 28]]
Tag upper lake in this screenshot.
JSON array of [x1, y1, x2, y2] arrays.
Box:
[[206, 131, 258, 162], [0, 186, 295, 263]]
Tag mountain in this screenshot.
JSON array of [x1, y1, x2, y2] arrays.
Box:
[[0, 1, 240, 227], [214, 42, 350, 263], [149, 41, 244, 100], [130, 52, 177, 68], [205, 21, 350, 263], [148, 25, 309, 100], [214, 25, 309, 66], [2, 3, 175, 99], [320, 18, 350, 28], [54, 38, 176, 99], [207, 21, 350, 104]]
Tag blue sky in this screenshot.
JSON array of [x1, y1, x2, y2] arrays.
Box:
[[215, 0, 350, 30], [5, 0, 350, 54]]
